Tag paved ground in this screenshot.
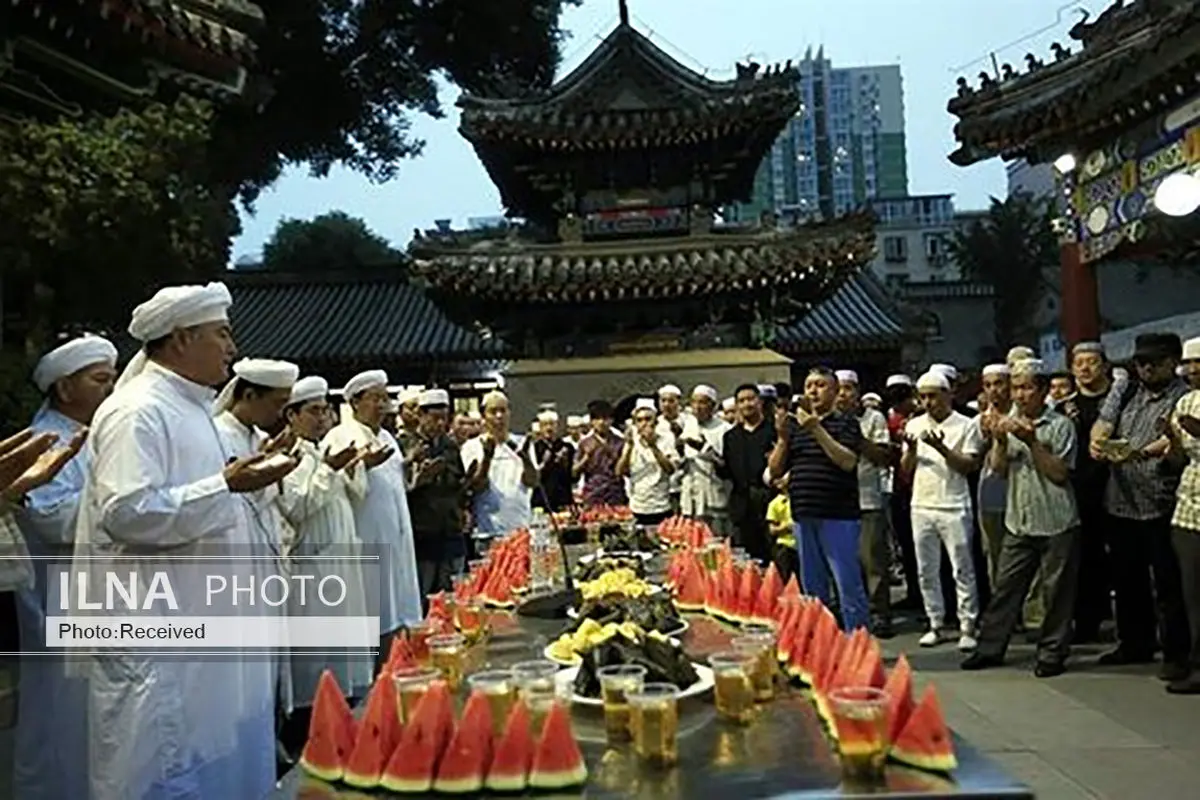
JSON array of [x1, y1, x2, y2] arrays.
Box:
[[886, 629, 1200, 799]]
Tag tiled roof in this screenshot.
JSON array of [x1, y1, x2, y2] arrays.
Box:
[[773, 273, 908, 352], [225, 272, 508, 366], [945, 0, 1200, 165], [410, 213, 876, 304], [67, 0, 262, 64]]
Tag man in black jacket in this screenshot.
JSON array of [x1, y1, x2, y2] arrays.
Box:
[[721, 384, 776, 561], [407, 389, 468, 600]]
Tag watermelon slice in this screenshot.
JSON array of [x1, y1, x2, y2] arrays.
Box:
[[776, 574, 802, 621], [344, 674, 404, 788], [775, 597, 804, 664], [753, 562, 784, 624], [380, 680, 455, 793], [716, 561, 740, 622], [385, 631, 417, 673], [299, 670, 356, 783], [891, 685, 957, 773], [734, 561, 761, 625], [433, 691, 494, 793], [528, 701, 588, 790], [485, 699, 534, 792], [884, 654, 915, 744], [851, 641, 886, 690]]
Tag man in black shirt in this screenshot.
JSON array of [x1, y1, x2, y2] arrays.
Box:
[[532, 410, 575, 511], [721, 383, 776, 561], [407, 389, 468, 598], [768, 367, 868, 631]]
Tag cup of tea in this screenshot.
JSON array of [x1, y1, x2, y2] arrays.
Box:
[[467, 669, 516, 737], [709, 651, 757, 725], [428, 633, 467, 690], [828, 686, 891, 783], [455, 598, 486, 644], [512, 659, 564, 734], [597, 664, 647, 745], [732, 626, 778, 703], [627, 682, 680, 766], [406, 622, 434, 666], [392, 666, 440, 723]]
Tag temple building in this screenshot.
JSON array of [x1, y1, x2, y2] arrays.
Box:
[[945, 0, 1200, 346]]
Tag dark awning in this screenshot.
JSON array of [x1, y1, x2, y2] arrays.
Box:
[[773, 273, 907, 353]]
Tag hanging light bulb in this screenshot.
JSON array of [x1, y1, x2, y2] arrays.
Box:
[[1053, 153, 1077, 174], [1153, 171, 1200, 217]]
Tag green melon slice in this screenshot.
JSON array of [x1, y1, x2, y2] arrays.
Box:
[[528, 701, 588, 790], [890, 684, 957, 774], [485, 699, 534, 792], [299, 670, 355, 783]]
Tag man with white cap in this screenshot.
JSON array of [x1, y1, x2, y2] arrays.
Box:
[[679, 385, 732, 535], [406, 389, 469, 597], [395, 388, 422, 456], [323, 369, 421, 660], [531, 409, 574, 512], [975, 363, 1013, 588], [276, 376, 371, 754], [964, 358, 1081, 678], [11, 333, 115, 800], [901, 370, 984, 651], [656, 385, 688, 512], [71, 282, 298, 800], [720, 396, 738, 425], [463, 390, 537, 530], [1163, 335, 1200, 693], [883, 373, 922, 610], [835, 369, 895, 636], [616, 398, 680, 525]]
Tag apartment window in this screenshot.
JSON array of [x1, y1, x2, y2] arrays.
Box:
[[883, 235, 908, 263], [924, 233, 949, 265]]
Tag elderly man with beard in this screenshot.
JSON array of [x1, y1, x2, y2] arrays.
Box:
[[680, 385, 732, 536], [9, 334, 114, 800], [616, 399, 680, 526], [406, 389, 468, 596], [975, 364, 1013, 589], [463, 391, 538, 533], [656, 385, 688, 512]]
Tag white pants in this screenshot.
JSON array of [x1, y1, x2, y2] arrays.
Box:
[[911, 507, 979, 631]]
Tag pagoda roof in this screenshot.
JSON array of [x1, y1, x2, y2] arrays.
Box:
[[945, 0, 1200, 166], [408, 212, 876, 305], [773, 272, 908, 353]]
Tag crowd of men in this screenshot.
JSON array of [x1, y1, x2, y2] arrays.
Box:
[[0, 277, 1198, 799]]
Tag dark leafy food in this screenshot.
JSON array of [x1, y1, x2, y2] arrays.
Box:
[[598, 526, 660, 553], [564, 592, 684, 637], [573, 630, 700, 698]]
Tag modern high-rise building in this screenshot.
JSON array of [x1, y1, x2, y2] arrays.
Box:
[[729, 47, 907, 222]]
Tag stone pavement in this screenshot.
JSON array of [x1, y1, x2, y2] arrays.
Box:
[[886, 631, 1200, 799]]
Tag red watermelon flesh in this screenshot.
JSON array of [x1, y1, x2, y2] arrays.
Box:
[[385, 632, 416, 673], [380, 680, 455, 794], [891, 685, 957, 773], [433, 691, 493, 794], [703, 570, 719, 617], [775, 598, 804, 663], [734, 562, 761, 624], [776, 575, 802, 621], [485, 699, 534, 792], [299, 670, 355, 782], [800, 610, 838, 687], [884, 654, 915, 744], [344, 675, 404, 788], [528, 701, 588, 790], [717, 562, 740, 621], [753, 562, 784, 623], [675, 557, 706, 611], [852, 642, 887, 690]]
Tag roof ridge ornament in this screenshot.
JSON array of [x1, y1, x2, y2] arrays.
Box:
[[619, 0, 630, 26]]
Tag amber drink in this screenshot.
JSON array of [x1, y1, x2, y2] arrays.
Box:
[[428, 633, 466, 690], [455, 598, 485, 645], [627, 683, 680, 766], [511, 660, 562, 734], [701, 542, 722, 572], [829, 686, 890, 784], [597, 664, 647, 745], [468, 670, 515, 736], [709, 651, 757, 725], [733, 624, 778, 702], [392, 666, 439, 724], [407, 622, 433, 666]]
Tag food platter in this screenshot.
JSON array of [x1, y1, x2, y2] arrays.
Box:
[[566, 587, 667, 619], [544, 630, 686, 667], [578, 550, 654, 565], [558, 663, 714, 707]]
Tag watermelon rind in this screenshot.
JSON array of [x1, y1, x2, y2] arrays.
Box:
[[529, 702, 588, 790], [890, 686, 958, 774], [299, 671, 354, 783]]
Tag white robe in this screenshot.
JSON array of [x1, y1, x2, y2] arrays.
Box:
[[13, 406, 90, 800], [278, 437, 373, 704], [321, 417, 421, 634], [70, 361, 274, 800], [679, 415, 732, 518]]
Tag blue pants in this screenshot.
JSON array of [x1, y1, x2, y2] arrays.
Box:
[[794, 517, 871, 632]]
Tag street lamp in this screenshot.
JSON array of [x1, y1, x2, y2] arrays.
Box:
[[1153, 171, 1200, 217]]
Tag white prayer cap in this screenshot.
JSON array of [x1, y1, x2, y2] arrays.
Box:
[[721, 397, 736, 411], [118, 281, 233, 390], [967, 399, 980, 411], [835, 369, 859, 384], [1182, 336, 1200, 361], [1006, 345, 1037, 365], [566, 415, 585, 426], [862, 392, 882, 405], [289, 376, 328, 406], [885, 374, 913, 387], [344, 369, 388, 398], [582, 414, 591, 425], [536, 409, 559, 422], [1073, 341, 1104, 356], [634, 398, 657, 412], [915, 371, 950, 391], [213, 358, 299, 415], [657, 384, 682, 398], [929, 363, 958, 381], [1011, 358, 1046, 376], [33, 334, 118, 392], [1176, 364, 1186, 377], [981, 363, 1010, 377], [420, 388, 450, 408], [757, 384, 778, 398], [398, 387, 421, 405], [692, 384, 718, 402]]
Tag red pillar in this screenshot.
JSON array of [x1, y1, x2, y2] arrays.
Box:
[[1059, 240, 1099, 347]]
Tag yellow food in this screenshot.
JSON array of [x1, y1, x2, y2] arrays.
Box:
[[549, 620, 648, 662], [577, 568, 655, 601]]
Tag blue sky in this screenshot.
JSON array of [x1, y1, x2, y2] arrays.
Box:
[[232, 0, 1111, 262]]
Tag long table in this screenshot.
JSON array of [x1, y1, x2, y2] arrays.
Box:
[[268, 607, 1032, 799]]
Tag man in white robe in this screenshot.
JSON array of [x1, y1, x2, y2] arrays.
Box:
[[70, 282, 298, 800], [12, 334, 116, 800], [655, 384, 688, 513], [322, 370, 420, 662], [679, 384, 733, 536], [276, 376, 372, 754]]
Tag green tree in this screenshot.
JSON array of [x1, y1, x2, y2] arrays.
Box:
[[0, 96, 238, 358], [260, 212, 401, 272], [950, 192, 1060, 348], [212, 0, 582, 203]]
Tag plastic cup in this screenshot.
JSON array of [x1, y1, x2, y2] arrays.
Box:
[[597, 664, 647, 744], [468, 669, 515, 736], [627, 682, 680, 766], [429, 633, 466, 690], [392, 666, 439, 724], [406, 622, 434, 665], [733, 629, 778, 702], [828, 686, 891, 783], [701, 542, 722, 572], [512, 659, 564, 732], [455, 597, 485, 644], [709, 650, 757, 724]]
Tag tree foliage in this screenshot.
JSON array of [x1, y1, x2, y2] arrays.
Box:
[[0, 96, 238, 357], [211, 0, 582, 204], [260, 212, 401, 272], [950, 192, 1060, 348]]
